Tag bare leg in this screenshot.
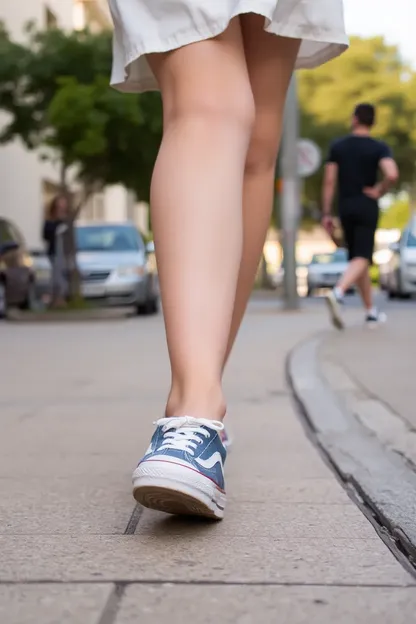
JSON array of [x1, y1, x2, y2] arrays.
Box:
[[148, 20, 255, 420], [223, 16, 301, 366], [337, 258, 369, 297], [355, 268, 373, 310]]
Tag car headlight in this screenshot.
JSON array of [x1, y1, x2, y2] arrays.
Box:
[[117, 265, 145, 277]]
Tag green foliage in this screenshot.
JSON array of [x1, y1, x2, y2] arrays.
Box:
[[298, 36, 416, 207], [1, 26, 416, 211], [379, 197, 411, 230], [369, 264, 379, 285], [0, 24, 162, 201]]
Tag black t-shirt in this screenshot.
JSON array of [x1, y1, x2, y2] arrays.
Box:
[[43, 219, 63, 258], [327, 135, 392, 200]]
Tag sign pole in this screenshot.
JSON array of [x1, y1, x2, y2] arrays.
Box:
[[280, 74, 300, 310]]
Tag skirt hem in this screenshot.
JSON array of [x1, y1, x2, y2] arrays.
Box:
[[111, 9, 348, 93]]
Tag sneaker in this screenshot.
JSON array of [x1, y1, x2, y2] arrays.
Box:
[[325, 289, 344, 330], [132, 416, 227, 520], [365, 310, 387, 328]]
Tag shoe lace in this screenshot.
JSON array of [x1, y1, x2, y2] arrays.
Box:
[[154, 416, 224, 456]]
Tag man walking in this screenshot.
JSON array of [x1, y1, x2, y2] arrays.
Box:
[[321, 103, 399, 328]]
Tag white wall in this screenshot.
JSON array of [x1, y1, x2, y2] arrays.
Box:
[[0, 0, 74, 248]]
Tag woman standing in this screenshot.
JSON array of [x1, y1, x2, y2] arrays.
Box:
[[43, 195, 69, 308], [109, 2, 348, 519]]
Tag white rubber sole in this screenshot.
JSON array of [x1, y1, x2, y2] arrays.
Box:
[[132, 460, 226, 520], [325, 292, 344, 330]]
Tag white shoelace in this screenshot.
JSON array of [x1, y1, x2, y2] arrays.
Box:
[[154, 416, 224, 456]]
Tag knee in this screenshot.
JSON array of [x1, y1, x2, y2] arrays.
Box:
[[245, 124, 280, 176], [168, 88, 256, 134]]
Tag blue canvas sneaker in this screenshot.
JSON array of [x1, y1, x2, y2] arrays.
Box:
[[132, 416, 227, 519]]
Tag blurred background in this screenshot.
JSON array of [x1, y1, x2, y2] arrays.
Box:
[[0, 0, 415, 312]]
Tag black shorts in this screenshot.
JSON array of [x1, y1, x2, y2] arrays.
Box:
[[339, 197, 379, 262]]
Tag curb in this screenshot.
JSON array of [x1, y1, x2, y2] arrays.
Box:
[[5, 307, 134, 323], [288, 333, 416, 570]]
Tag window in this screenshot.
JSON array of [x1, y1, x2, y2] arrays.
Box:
[[407, 231, 416, 248], [0, 220, 17, 244], [311, 249, 347, 264], [76, 225, 143, 252]]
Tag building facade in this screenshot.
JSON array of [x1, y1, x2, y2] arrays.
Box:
[[0, 0, 148, 249]]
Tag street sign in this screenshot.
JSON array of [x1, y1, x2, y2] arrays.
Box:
[[297, 139, 321, 178]]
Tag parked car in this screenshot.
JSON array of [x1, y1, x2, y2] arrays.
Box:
[[76, 222, 159, 314], [306, 248, 350, 296], [0, 217, 38, 318], [385, 224, 416, 299]]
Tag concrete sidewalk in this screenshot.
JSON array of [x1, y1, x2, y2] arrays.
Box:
[[321, 306, 415, 430], [0, 300, 415, 623]]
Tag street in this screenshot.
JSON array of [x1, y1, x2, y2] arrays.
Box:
[[1, 293, 415, 622]]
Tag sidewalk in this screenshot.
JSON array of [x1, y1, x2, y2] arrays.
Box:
[[0, 301, 415, 623], [290, 304, 416, 576], [321, 306, 415, 430]]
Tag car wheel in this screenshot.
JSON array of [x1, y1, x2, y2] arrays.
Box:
[[136, 295, 159, 316], [0, 282, 6, 319]]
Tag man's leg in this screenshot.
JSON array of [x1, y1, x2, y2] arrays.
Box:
[[336, 257, 369, 296], [355, 268, 373, 311]]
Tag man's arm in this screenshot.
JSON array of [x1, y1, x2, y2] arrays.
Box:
[[364, 145, 399, 199], [378, 156, 399, 195]]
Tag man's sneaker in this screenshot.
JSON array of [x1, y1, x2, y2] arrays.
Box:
[[325, 289, 345, 330], [132, 416, 227, 520], [365, 309, 387, 328]]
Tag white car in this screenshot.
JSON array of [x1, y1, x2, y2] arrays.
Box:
[[76, 222, 159, 314], [385, 224, 416, 299], [306, 248, 349, 297]]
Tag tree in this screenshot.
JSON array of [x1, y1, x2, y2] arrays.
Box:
[[0, 24, 163, 298], [379, 197, 411, 230], [0, 24, 162, 200], [47, 77, 162, 203], [297, 36, 416, 208]]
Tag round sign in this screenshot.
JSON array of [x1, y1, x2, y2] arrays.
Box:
[[297, 139, 321, 178]]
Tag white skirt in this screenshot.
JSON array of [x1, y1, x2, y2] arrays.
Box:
[[109, 0, 348, 93]]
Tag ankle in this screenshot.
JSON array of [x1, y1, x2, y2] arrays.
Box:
[[166, 383, 226, 421]]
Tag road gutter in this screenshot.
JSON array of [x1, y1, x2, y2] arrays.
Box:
[[288, 334, 416, 577]]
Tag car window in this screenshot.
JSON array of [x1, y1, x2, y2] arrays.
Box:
[[311, 249, 347, 264], [407, 230, 416, 248], [0, 219, 16, 244], [76, 225, 143, 252], [9, 223, 25, 246]]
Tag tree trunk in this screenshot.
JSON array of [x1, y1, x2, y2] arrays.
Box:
[[62, 219, 81, 301], [59, 167, 93, 302]]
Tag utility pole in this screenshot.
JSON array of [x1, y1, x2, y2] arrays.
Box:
[[280, 75, 300, 310]]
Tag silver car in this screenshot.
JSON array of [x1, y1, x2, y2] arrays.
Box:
[[306, 248, 349, 296], [76, 222, 159, 314], [385, 224, 416, 299]]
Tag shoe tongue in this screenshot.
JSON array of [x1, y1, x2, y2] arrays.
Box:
[[161, 416, 223, 432], [169, 416, 200, 429]]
